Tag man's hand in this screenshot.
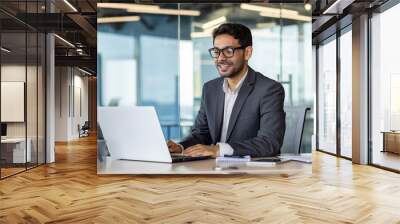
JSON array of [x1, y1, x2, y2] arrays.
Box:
[[183, 144, 220, 158], [166, 140, 183, 153]]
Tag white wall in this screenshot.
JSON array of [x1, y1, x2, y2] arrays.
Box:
[[1, 63, 46, 163], [1, 65, 39, 138], [55, 67, 89, 141]]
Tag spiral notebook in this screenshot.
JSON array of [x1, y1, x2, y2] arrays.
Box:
[[216, 155, 251, 163]]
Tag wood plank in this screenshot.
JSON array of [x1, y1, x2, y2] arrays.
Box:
[[1, 135, 400, 223]]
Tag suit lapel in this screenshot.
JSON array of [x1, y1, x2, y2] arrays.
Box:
[[214, 79, 225, 143], [225, 68, 256, 142]]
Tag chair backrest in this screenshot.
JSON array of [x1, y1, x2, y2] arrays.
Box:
[[82, 121, 90, 129], [280, 106, 310, 154], [97, 123, 110, 162]]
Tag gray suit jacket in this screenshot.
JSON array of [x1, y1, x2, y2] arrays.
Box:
[[179, 67, 285, 157]]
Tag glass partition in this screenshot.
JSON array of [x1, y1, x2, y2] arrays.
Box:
[[98, 3, 180, 139], [0, 1, 46, 179], [339, 28, 352, 158], [371, 3, 400, 171], [98, 3, 313, 152], [1, 30, 28, 177], [317, 36, 337, 154]]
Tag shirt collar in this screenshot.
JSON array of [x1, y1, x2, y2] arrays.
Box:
[[222, 68, 248, 94]]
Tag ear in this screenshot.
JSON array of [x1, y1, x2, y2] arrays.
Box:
[[244, 46, 253, 61]]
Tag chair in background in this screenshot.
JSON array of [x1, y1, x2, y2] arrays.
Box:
[[97, 123, 110, 162], [78, 121, 90, 138], [280, 106, 310, 154]]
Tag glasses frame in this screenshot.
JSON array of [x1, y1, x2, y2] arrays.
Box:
[[208, 46, 247, 58]]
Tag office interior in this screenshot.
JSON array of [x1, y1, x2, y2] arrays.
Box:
[[313, 0, 400, 172], [0, 0, 97, 179], [1, 0, 400, 223]]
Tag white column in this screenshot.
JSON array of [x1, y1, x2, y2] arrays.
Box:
[[352, 14, 369, 164], [46, 32, 55, 163]]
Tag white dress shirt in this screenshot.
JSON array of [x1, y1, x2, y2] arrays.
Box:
[[217, 69, 248, 156]]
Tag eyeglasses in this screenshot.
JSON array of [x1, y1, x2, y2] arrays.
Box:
[[208, 46, 247, 58]]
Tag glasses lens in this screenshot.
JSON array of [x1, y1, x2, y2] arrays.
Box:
[[209, 48, 219, 58], [223, 47, 235, 57]]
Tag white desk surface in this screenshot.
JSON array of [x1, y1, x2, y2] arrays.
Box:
[[1, 138, 26, 143], [97, 157, 309, 175]]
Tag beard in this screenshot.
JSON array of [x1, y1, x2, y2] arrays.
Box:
[[217, 59, 245, 79]]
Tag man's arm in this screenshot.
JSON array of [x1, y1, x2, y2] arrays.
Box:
[[179, 87, 212, 149], [229, 83, 285, 157]]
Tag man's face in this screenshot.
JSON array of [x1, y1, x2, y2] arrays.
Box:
[[213, 34, 252, 78]]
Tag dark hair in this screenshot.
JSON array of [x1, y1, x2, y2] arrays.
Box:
[[212, 23, 252, 47]]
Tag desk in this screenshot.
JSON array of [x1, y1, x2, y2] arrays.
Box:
[[1, 138, 32, 163], [97, 157, 308, 175], [381, 131, 400, 154]]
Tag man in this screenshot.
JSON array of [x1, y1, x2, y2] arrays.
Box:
[[167, 23, 285, 158]]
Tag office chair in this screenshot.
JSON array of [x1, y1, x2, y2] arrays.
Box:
[[280, 106, 310, 154], [79, 121, 90, 138], [97, 123, 110, 162]]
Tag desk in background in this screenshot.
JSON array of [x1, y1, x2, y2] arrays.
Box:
[[1, 138, 32, 164], [381, 131, 400, 154]]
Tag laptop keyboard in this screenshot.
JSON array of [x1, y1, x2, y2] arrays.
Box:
[[171, 155, 211, 163]]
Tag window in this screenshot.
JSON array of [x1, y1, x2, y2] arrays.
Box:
[[317, 37, 337, 154], [370, 3, 400, 171], [339, 29, 352, 158]]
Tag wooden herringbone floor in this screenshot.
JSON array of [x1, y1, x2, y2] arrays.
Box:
[[1, 135, 400, 224]]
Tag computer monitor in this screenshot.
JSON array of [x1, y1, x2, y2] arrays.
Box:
[[1, 123, 7, 137]]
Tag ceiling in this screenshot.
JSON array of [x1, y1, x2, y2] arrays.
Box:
[[311, 0, 390, 44], [0, 0, 97, 74]]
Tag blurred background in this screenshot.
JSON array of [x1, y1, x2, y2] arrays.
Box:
[[97, 3, 313, 153]]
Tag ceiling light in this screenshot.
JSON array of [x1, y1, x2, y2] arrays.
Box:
[[202, 16, 226, 30], [98, 3, 200, 16], [323, 0, 350, 14], [240, 4, 299, 16], [1, 47, 11, 53], [256, 22, 276, 29], [191, 31, 212, 39], [126, 7, 200, 16], [323, 0, 340, 14], [63, 0, 78, 12], [259, 12, 311, 22], [304, 3, 312, 11], [97, 3, 160, 11], [54, 34, 75, 48], [78, 67, 93, 76], [98, 16, 140, 24]]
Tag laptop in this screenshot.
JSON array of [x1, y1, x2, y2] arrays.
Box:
[[98, 106, 211, 163]]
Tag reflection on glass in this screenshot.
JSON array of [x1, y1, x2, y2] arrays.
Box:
[[98, 3, 313, 151], [98, 4, 180, 139], [0, 1, 46, 179], [1, 31, 28, 177], [340, 29, 352, 158], [371, 3, 400, 171], [318, 38, 337, 154], [181, 3, 313, 151]]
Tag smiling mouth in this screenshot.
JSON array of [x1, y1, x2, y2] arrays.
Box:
[[218, 63, 232, 71]]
